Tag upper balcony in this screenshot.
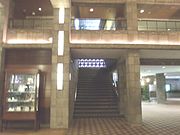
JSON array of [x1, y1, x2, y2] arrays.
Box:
[[71, 3, 126, 31], [137, 4, 180, 32], [70, 3, 180, 46], [6, 0, 53, 45]]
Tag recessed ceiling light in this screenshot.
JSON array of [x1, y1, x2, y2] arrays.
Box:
[[168, 29, 171, 31], [38, 8, 42, 11], [32, 12, 36, 16], [89, 8, 94, 12], [140, 9, 145, 13], [146, 78, 150, 83], [162, 66, 166, 69]]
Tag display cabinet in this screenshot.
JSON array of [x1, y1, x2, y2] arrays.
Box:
[[1, 69, 40, 131]]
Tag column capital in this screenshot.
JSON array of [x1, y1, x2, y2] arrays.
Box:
[[50, 0, 70, 8]]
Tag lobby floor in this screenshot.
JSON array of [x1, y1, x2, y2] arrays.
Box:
[[1, 100, 180, 135]]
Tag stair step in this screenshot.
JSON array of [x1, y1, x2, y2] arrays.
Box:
[[74, 109, 118, 112], [74, 113, 119, 118], [75, 106, 117, 109], [74, 68, 119, 118]]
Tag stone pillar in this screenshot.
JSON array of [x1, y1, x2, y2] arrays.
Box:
[[0, 1, 6, 118], [1, 0, 9, 43], [124, 50, 142, 124], [50, 7, 71, 128], [117, 59, 126, 116], [0, 47, 5, 121], [156, 73, 166, 104], [126, 0, 138, 31]]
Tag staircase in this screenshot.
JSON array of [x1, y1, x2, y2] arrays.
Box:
[[74, 68, 119, 118]]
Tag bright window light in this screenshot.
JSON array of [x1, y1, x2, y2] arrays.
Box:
[[74, 19, 101, 30], [59, 7, 65, 24], [165, 84, 171, 92], [57, 63, 63, 90], [78, 59, 106, 68], [74, 19, 80, 30], [58, 31, 64, 56]]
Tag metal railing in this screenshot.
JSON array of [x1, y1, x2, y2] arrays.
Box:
[[71, 18, 127, 30], [138, 19, 180, 32], [8, 18, 53, 29]]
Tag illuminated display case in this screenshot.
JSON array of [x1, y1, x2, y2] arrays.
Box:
[[1, 69, 40, 131]]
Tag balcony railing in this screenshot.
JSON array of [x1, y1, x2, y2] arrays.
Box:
[[8, 18, 53, 29], [71, 18, 127, 30], [138, 19, 180, 32]]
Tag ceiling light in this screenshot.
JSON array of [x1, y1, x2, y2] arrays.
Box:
[[89, 8, 94, 12], [168, 29, 171, 31], [162, 66, 166, 69], [146, 78, 150, 83], [140, 9, 145, 13], [38, 8, 42, 11], [32, 12, 36, 16]]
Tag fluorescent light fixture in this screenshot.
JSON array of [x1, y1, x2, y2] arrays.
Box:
[[69, 73, 71, 81], [59, 7, 65, 24], [36, 73, 40, 90], [57, 63, 63, 90], [7, 39, 52, 44], [58, 31, 64, 56]]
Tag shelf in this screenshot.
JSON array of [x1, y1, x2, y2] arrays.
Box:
[[7, 100, 35, 103], [8, 91, 35, 94]]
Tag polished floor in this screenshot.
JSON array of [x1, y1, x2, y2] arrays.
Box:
[[1, 100, 180, 135]]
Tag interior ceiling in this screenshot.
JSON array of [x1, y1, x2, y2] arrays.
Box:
[[71, 48, 180, 77], [71, 4, 125, 19], [71, 49, 180, 59], [12, 1, 180, 19], [141, 65, 180, 77], [71, 3, 180, 20], [138, 4, 180, 19], [13, 0, 53, 19]]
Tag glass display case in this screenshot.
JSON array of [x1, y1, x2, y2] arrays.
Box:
[[7, 73, 39, 112], [1, 69, 40, 131]]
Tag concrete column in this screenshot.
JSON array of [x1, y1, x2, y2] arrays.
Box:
[[0, 47, 5, 120], [156, 73, 166, 104], [126, 0, 138, 31], [117, 59, 126, 116], [50, 7, 71, 129], [0, 1, 6, 117], [124, 50, 142, 124]]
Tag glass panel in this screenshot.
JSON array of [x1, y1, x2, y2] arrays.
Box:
[[157, 21, 166, 31], [167, 21, 176, 31], [7, 73, 36, 112], [138, 21, 147, 31], [147, 21, 157, 31], [176, 22, 180, 31]]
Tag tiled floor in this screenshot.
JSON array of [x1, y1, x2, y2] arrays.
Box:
[[1, 100, 180, 135], [67, 100, 180, 135], [0, 129, 67, 135]]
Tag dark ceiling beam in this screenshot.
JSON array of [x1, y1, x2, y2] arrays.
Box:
[[140, 59, 180, 65]]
